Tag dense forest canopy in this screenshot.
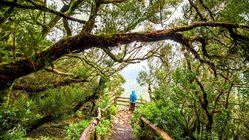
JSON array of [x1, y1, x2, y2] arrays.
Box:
[[0, 0, 248, 139]]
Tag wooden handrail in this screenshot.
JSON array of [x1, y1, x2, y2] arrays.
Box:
[[115, 96, 146, 102], [79, 108, 101, 140], [140, 116, 173, 140], [79, 95, 148, 140], [79, 96, 116, 140], [116, 99, 145, 104]]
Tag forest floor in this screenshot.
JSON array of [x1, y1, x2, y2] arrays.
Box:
[[27, 109, 137, 140], [26, 117, 82, 139], [109, 109, 137, 140]]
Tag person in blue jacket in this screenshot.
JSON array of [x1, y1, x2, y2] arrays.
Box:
[[129, 90, 137, 112]]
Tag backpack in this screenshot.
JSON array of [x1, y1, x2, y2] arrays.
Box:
[[131, 94, 136, 102]]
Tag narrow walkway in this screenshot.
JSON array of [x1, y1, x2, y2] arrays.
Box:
[[110, 109, 136, 140]]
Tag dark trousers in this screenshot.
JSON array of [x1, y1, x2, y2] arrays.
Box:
[[129, 102, 136, 111]]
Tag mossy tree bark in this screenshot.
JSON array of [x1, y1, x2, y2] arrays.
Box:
[[0, 22, 247, 91]]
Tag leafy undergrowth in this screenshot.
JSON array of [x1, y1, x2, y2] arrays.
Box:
[[26, 116, 85, 140], [65, 119, 90, 140], [96, 119, 111, 140], [131, 101, 187, 139]]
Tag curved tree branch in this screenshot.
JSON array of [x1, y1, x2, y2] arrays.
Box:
[[13, 78, 88, 92], [0, 22, 248, 90]]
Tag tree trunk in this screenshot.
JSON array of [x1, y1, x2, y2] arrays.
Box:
[[148, 83, 153, 101]]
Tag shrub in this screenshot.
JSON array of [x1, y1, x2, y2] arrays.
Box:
[[96, 119, 111, 139], [65, 120, 89, 140], [0, 125, 26, 140]]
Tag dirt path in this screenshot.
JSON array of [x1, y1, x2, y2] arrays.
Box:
[[109, 109, 137, 140]]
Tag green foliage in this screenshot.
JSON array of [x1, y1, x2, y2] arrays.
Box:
[[0, 0, 248, 139], [220, 0, 249, 22], [96, 119, 111, 139], [75, 110, 83, 118], [26, 136, 58, 140], [104, 105, 117, 119], [137, 71, 148, 86], [132, 101, 189, 139], [106, 74, 125, 93], [0, 125, 26, 140], [65, 120, 90, 140], [73, 64, 89, 79], [96, 95, 111, 109], [130, 109, 142, 137], [96, 95, 117, 119], [36, 86, 87, 116], [0, 96, 37, 131]]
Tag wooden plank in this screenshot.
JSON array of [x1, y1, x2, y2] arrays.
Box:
[[79, 96, 147, 140], [116, 103, 143, 107], [97, 108, 101, 120], [116, 103, 129, 106], [116, 96, 145, 102], [117, 104, 130, 107], [116, 96, 129, 100], [116, 99, 145, 105], [141, 116, 173, 140], [79, 121, 96, 140], [110, 96, 116, 102], [116, 99, 129, 103], [109, 93, 116, 98], [79, 108, 101, 140]]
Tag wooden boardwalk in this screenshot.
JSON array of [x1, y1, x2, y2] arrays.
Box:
[[109, 109, 136, 140], [79, 96, 172, 140]]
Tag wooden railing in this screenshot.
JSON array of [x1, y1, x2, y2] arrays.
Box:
[[79, 95, 172, 140], [79, 95, 117, 140], [140, 116, 173, 140], [115, 96, 146, 107], [115, 96, 173, 140]]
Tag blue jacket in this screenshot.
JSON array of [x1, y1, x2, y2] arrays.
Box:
[[130, 90, 137, 103]]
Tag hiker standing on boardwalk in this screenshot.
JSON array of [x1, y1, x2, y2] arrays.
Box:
[[129, 90, 137, 112]]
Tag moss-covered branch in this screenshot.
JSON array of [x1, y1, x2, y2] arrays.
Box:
[[0, 22, 248, 90], [13, 78, 88, 92]]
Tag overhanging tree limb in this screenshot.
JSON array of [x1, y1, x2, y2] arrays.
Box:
[[102, 0, 127, 4], [13, 78, 88, 92], [0, 22, 248, 90]]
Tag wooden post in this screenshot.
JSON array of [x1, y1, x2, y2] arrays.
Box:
[[141, 115, 144, 129]]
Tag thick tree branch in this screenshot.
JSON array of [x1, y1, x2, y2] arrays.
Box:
[[0, 22, 248, 90], [102, 0, 126, 4], [13, 78, 88, 92]]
